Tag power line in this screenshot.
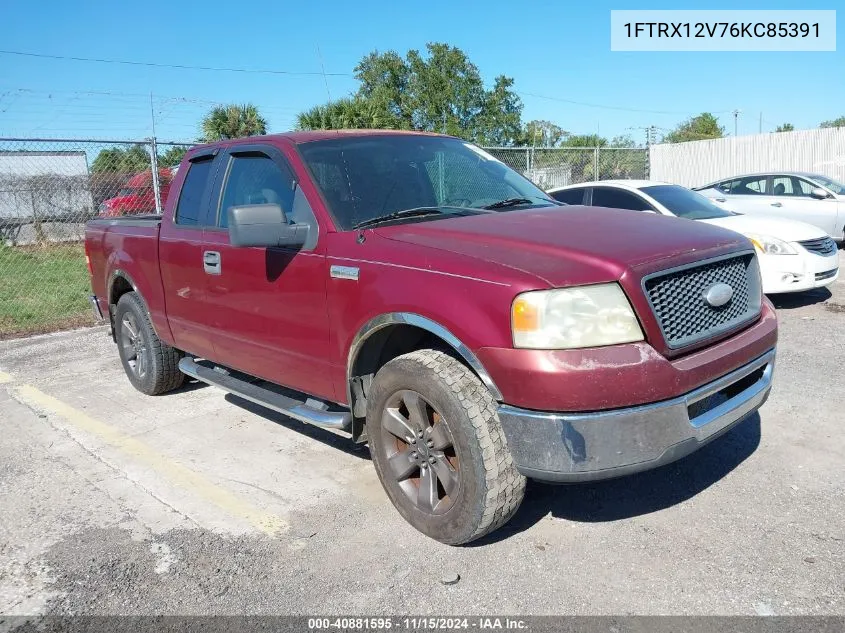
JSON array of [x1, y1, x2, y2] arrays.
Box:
[[516, 90, 733, 116], [0, 49, 353, 77]]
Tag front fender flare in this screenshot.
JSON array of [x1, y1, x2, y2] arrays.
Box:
[[345, 312, 504, 406]]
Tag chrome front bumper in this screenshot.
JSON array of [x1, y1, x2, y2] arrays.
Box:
[[498, 349, 775, 482]]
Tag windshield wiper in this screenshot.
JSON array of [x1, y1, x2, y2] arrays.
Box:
[[483, 196, 562, 210], [483, 197, 534, 210], [352, 207, 466, 230]]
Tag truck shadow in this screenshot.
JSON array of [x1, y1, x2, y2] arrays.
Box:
[[474, 413, 761, 545], [768, 288, 831, 309], [168, 378, 210, 395], [223, 393, 371, 460]]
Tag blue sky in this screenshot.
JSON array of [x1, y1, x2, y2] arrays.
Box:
[[0, 0, 842, 143]]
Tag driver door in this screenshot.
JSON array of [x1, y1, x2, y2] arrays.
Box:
[[199, 144, 335, 401]]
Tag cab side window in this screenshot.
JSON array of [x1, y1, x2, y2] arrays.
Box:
[[174, 157, 215, 226], [217, 152, 318, 249], [218, 155, 295, 229]]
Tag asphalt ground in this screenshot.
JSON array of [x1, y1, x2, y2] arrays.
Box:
[[1, 251, 843, 616]]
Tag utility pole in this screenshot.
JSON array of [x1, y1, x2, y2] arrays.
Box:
[[629, 125, 657, 179], [149, 91, 157, 139], [149, 92, 162, 215], [732, 109, 741, 136], [628, 125, 657, 146]]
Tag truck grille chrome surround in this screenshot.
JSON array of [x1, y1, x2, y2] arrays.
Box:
[[643, 251, 762, 350]]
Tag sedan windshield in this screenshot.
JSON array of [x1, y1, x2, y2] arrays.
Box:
[[297, 135, 555, 230], [809, 174, 845, 195], [641, 184, 734, 220]]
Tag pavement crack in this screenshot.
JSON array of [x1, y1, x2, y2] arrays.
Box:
[[220, 477, 288, 504]]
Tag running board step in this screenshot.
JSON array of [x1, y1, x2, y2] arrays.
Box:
[[178, 357, 352, 430]]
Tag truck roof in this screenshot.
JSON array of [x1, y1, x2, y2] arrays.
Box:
[[191, 129, 451, 151]]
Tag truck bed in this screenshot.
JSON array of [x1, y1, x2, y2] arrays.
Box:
[[86, 214, 162, 228], [85, 215, 166, 335]]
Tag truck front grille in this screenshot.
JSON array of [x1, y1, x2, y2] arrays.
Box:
[[798, 237, 837, 256], [643, 253, 762, 349]]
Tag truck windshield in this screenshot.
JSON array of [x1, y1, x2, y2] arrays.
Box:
[[641, 184, 734, 220], [297, 135, 555, 230]]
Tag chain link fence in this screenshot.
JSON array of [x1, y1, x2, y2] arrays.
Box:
[[0, 137, 647, 338], [487, 147, 648, 189], [0, 138, 192, 337]]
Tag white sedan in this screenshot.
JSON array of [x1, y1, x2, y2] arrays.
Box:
[[548, 180, 840, 294], [693, 172, 845, 242]]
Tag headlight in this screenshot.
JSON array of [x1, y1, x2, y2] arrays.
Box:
[[511, 283, 644, 349], [746, 233, 797, 255]]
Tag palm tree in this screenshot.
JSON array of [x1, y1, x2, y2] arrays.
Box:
[[296, 96, 402, 131], [201, 104, 268, 141]]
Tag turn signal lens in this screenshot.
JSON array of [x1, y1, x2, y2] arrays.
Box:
[[512, 298, 539, 332]]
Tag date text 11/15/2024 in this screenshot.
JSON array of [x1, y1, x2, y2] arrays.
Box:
[[307, 617, 528, 630]]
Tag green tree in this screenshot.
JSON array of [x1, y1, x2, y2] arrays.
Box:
[[201, 104, 267, 141], [158, 146, 188, 168], [562, 134, 608, 147], [775, 123, 795, 132], [820, 116, 845, 128], [296, 96, 399, 131], [91, 145, 151, 173], [475, 75, 523, 146], [297, 43, 523, 145], [663, 113, 725, 143], [609, 134, 638, 148], [520, 120, 568, 147]]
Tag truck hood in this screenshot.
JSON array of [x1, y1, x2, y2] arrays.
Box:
[[699, 214, 827, 242], [377, 206, 748, 288]]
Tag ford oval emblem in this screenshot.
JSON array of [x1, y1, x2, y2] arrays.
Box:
[[703, 283, 734, 308]]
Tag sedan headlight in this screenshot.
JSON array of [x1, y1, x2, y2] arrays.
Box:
[[745, 233, 797, 255], [511, 283, 644, 349]]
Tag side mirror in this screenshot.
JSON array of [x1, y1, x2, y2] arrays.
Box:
[[227, 204, 308, 248], [810, 187, 829, 200]]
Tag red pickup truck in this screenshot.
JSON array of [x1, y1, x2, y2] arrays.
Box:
[[98, 168, 173, 217], [85, 130, 777, 544]]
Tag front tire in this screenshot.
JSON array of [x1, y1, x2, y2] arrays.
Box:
[[367, 350, 525, 545], [114, 292, 184, 395]]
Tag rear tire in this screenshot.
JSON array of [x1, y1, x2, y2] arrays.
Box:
[[367, 349, 525, 545], [114, 292, 184, 395]]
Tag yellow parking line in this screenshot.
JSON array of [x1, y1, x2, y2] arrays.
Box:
[[13, 384, 289, 537], [0, 370, 13, 384]]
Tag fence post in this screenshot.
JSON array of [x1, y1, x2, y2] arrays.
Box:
[[148, 137, 162, 215], [594, 146, 600, 180], [525, 147, 531, 178]]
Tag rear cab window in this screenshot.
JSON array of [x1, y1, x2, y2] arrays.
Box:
[[174, 157, 215, 226]]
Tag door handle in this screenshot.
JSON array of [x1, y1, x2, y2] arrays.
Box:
[[770, 202, 783, 207], [715, 198, 726, 202], [203, 250, 221, 275]]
